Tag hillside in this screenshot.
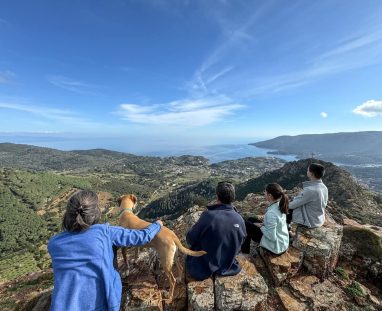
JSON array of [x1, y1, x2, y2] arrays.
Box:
[[1, 156, 382, 310], [0, 143, 209, 174], [0, 144, 285, 286], [139, 157, 285, 219], [236, 159, 382, 226], [252, 131, 382, 165]]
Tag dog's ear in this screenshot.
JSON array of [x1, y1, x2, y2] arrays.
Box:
[[117, 195, 124, 206], [128, 194, 137, 204]]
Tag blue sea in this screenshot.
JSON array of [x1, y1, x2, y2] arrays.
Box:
[[0, 136, 296, 164], [142, 144, 296, 163]]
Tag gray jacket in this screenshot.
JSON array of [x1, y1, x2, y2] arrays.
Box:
[[289, 180, 328, 228]]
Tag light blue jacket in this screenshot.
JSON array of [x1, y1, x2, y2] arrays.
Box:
[[289, 179, 328, 228], [260, 202, 289, 254]]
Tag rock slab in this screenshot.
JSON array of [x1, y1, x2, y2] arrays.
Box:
[[292, 215, 343, 279]]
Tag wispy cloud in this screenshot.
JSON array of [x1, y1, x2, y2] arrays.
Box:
[[320, 112, 328, 118], [353, 100, 382, 117], [117, 96, 244, 127], [188, 5, 382, 98], [0, 70, 16, 84], [47, 75, 98, 95], [0, 101, 98, 126]]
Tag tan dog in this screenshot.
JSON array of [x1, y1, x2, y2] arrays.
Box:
[[117, 194, 207, 303]]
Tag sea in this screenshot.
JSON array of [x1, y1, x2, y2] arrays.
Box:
[[0, 136, 296, 164]]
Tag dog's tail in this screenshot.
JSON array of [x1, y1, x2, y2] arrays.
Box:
[[172, 233, 207, 257]]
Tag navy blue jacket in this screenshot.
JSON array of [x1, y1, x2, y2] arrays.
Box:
[[186, 204, 246, 281]]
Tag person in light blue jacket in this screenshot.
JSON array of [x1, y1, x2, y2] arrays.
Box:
[[48, 190, 163, 311], [242, 183, 289, 255]]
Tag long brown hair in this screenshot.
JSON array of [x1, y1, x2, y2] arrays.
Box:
[[62, 190, 101, 232], [265, 183, 289, 214]]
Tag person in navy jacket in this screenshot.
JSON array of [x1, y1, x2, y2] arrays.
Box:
[[48, 190, 163, 311], [186, 181, 246, 281]]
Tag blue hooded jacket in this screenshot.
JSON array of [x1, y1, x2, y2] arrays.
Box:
[[48, 223, 161, 311], [185, 204, 246, 281]]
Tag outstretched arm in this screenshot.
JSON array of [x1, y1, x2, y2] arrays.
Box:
[[109, 221, 162, 247]]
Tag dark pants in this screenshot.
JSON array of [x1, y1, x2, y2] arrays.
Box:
[[286, 209, 293, 225], [241, 217, 263, 254]]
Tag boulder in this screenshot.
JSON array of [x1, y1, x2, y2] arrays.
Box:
[[214, 254, 268, 311], [122, 249, 163, 311], [259, 246, 303, 286], [287, 275, 347, 310], [276, 287, 309, 311], [292, 215, 343, 279], [187, 276, 215, 311]]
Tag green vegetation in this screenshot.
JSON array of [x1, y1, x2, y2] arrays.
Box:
[[0, 272, 53, 311], [346, 281, 366, 298], [343, 227, 382, 261], [334, 266, 349, 280], [0, 168, 97, 255], [0, 252, 40, 281]]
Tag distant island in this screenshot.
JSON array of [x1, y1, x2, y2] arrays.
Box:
[[252, 131, 382, 165]]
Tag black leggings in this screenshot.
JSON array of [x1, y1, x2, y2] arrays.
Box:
[[286, 209, 293, 225], [241, 217, 263, 254]]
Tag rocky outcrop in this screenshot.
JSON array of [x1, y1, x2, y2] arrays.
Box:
[[121, 208, 268, 311], [15, 203, 382, 311], [279, 275, 347, 310], [122, 249, 163, 311], [292, 215, 343, 279], [259, 246, 303, 286], [187, 277, 214, 311], [214, 254, 268, 311]]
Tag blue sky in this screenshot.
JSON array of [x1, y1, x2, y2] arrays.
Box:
[[1, 0, 382, 151]]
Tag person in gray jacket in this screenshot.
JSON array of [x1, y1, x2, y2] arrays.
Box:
[[287, 163, 328, 228]]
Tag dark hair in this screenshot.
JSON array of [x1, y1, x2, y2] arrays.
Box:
[[309, 163, 325, 179], [62, 190, 101, 232], [216, 181, 235, 204], [265, 183, 289, 214]]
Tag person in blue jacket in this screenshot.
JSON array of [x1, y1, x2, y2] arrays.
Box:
[[186, 181, 246, 281], [241, 183, 289, 255], [48, 190, 162, 311]]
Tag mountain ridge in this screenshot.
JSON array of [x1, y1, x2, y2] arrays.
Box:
[[252, 131, 382, 165]]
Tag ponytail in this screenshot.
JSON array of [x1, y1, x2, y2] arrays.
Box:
[[265, 183, 289, 215], [279, 193, 289, 215]]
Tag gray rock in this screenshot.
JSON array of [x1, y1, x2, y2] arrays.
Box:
[[292, 215, 343, 279], [214, 254, 268, 311]]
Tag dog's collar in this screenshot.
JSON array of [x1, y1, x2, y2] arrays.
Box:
[[118, 208, 135, 217]]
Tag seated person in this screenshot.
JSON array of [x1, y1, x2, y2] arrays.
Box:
[[186, 181, 246, 281], [241, 183, 289, 255], [287, 163, 328, 228]]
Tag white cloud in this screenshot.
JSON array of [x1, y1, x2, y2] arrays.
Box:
[[0, 101, 97, 126], [118, 96, 244, 127], [353, 100, 382, 117], [320, 112, 328, 118], [47, 75, 98, 95]]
